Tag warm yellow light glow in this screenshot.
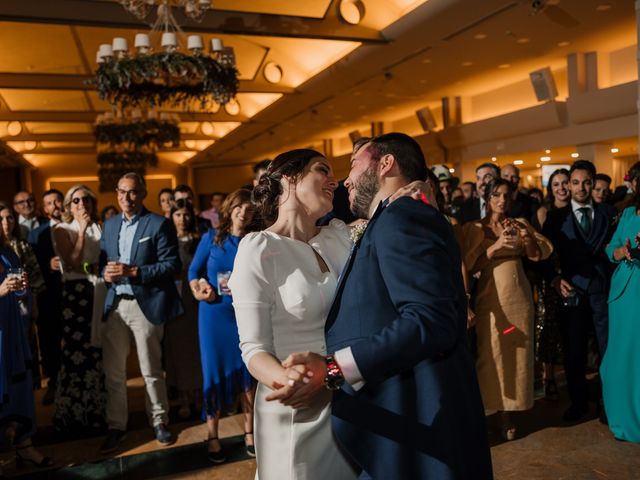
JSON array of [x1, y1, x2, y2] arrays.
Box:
[[235, 93, 282, 117], [491, 157, 497, 161], [200, 122, 215, 136], [545, 149, 551, 154], [46, 174, 176, 189], [7, 121, 22, 136], [540, 156, 551, 161], [184, 140, 197, 149], [514, 159, 524, 165], [571, 152, 579, 158], [611, 147, 619, 153], [449, 168, 455, 173]]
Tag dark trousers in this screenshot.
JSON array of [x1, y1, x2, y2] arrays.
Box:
[[36, 291, 63, 386], [560, 291, 608, 408]]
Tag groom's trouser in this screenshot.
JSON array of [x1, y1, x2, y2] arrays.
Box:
[[102, 297, 169, 430]]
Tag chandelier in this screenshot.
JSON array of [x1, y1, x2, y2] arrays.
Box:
[[94, 0, 238, 109], [120, 0, 211, 23], [94, 109, 179, 192]]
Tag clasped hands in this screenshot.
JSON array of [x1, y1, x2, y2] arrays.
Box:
[[103, 261, 138, 283], [265, 352, 328, 409], [614, 233, 640, 262], [0, 271, 28, 297]]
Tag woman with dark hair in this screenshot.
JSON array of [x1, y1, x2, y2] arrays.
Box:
[[100, 205, 118, 224], [52, 184, 106, 433], [158, 188, 174, 219], [0, 214, 53, 470], [601, 161, 640, 442], [229, 149, 358, 479], [462, 178, 552, 440], [188, 189, 256, 463], [537, 168, 570, 228], [164, 199, 202, 419], [534, 168, 570, 400]]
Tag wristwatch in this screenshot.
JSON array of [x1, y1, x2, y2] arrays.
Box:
[[324, 354, 345, 391]]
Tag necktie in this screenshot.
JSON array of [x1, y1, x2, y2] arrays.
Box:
[[578, 207, 591, 234]]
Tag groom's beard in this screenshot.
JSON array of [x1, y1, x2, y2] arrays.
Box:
[[350, 169, 380, 220]]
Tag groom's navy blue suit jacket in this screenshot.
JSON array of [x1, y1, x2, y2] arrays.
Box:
[[326, 198, 493, 479]]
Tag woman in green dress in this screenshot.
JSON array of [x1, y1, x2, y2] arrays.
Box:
[[602, 161, 640, 442]]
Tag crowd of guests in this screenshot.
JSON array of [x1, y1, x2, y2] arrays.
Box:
[[1, 143, 640, 476]]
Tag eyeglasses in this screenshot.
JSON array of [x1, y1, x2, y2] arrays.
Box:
[[14, 198, 35, 206], [72, 196, 92, 205], [116, 188, 139, 198]]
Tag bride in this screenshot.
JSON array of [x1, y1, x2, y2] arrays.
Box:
[[229, 148, 431, 479]]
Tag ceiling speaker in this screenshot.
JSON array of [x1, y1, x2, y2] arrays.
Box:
[[529, 67, 558, 102], [415, 107, 437, 132]]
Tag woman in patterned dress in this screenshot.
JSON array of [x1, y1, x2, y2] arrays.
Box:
[[52, 185, 106, 434]]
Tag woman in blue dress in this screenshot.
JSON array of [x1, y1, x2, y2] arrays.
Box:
[[188, 189, 256, 463], [602, 161, 640, 442], [0, 246, 53, 472]]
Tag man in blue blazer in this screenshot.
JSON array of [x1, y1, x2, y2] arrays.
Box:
[[99, 172, 183, 453], [28, 188, 65, 405], [281, 133, 492, 479], [542, 160, 617, 422]]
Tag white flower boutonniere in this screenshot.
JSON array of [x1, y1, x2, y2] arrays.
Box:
[[349, 221, 369, 244]]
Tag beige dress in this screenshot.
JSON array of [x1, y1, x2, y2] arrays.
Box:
[[463, 218, 553, 412]]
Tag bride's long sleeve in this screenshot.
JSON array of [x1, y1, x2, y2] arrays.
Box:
[[228, 232, 276, 367]]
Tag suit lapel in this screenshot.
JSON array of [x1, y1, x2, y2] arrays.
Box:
[[129, 209, 151, 263], [325, 201, 387, 332], [587, 204, 608, 250]]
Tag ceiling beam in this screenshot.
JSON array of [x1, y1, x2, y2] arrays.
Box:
[[2, 133, 218, 142], [0, 0, 386, 44], [0, 110, 248, 123], [18, 145, 199, 154], [0, 72, 295, 94]]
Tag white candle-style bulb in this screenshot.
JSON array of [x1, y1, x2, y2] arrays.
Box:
[[98, 43, 113, 59], [134, 33, 151, 48], [210, 38, 223, 52], [187, 35, 204, 51], [112, 37, 129, 52], [161, 32, 178, 48], [96, 51, 104, 64]]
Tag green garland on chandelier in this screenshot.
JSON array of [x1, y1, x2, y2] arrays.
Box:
[[95, 51, 239, 108], [95, 119, 180, 150], [97, 151, 158, 192]]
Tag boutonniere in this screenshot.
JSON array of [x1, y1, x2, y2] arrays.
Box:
[[350, 221, 369, 244]]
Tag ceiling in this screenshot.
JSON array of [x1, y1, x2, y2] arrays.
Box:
[[0, 0, 636, 172]]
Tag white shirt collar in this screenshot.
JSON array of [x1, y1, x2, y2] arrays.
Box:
[[571, 198, 593, 213]]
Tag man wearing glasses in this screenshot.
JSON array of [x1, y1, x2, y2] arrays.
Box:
[[99, 172, 183, 454], [13, 191, 47, 239]]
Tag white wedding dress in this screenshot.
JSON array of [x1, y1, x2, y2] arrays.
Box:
[[229, 219, 357, 480]]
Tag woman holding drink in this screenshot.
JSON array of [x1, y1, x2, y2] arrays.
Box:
[[462, 178, 553, 440], [188, 189, 256, 463]]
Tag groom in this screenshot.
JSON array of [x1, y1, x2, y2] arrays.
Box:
[[275, 133, 492, 479]]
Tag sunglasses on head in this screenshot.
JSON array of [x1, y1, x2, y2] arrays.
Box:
[[72, 196, 91, 205]]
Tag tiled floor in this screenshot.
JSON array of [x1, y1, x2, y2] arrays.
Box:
[[3, 376, 640, 479]]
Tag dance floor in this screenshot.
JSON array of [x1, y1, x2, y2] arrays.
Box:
[[2, 375, 639, 479]]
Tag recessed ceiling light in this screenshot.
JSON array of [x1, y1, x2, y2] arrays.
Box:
[[541, 156, 551, 162], [491, 157, 497, 161], [449, 168, 456, 173], [462, 61, 473, 67], [263, 62, 283, 84], [473, 33, 487, 40], [536, 163, 541, 168], [611, 147, 619, 153], [514, 159, 524, 165], [545, 149, 551, 154], [516, 37, 530, 44], [558, 41, 571, 47], [596, 4, 611, 12], [498, 63, 511, 69], [571, 152, 579, 158]]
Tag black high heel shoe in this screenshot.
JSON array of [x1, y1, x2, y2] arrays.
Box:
[[15, 443, 54, 468], [206, 437, 226, 464], [244, 432, 256, 458]]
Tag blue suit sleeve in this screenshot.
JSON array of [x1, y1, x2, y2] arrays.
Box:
[[137, 218, 181, 284], [350, 199, 466, 384], [188, 230, 212, 282]]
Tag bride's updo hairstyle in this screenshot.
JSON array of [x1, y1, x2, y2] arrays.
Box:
[[252, 148, 325, 227]]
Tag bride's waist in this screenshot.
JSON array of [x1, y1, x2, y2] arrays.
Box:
[[274, 339, 327, 361]]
